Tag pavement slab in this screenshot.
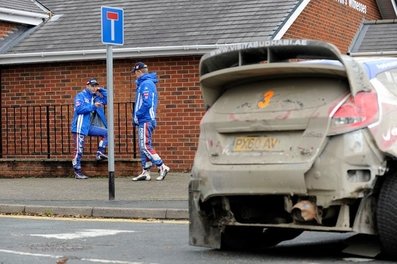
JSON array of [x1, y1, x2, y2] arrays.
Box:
[[0, 173, 190, 220]]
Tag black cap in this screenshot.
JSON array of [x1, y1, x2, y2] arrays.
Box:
[[132, 62, 147, 73], [87, 78, 99, 86]]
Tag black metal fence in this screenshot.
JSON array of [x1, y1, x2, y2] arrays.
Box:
[[0, 102, 137, 159]]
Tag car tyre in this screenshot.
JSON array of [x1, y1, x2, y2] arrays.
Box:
[[377, 175, 397, 258]]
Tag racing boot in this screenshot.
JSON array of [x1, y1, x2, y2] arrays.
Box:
[[74, 169, 88, 179], [156, 164, 170, 181], [132, 169, 151, 181]]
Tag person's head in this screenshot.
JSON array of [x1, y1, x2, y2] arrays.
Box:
[[86, 78, 100, 94], [132, 62, 148, 78]]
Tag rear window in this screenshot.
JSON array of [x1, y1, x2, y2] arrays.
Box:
[[213, 77, 348, 114]]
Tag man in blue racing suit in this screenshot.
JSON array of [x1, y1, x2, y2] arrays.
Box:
[[71, 78, 108, 179], [132, 62, 170, 181]]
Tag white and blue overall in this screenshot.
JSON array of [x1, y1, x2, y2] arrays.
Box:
[[133, 72, 164, 170], [71, 87, 108, 171]]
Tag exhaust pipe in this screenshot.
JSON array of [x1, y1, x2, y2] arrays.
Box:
[[291, 200, 321, 224]]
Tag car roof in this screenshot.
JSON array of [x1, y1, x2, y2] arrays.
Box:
[[303, 57, 397, 79], [354, 57, 397, 79]]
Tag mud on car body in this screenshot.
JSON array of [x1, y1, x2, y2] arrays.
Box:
[[189, 39, 397, 258]]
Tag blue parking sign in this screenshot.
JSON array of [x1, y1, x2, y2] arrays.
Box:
[[101, 6, 124, 45]]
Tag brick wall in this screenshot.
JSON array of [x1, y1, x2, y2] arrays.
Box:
[[0, 21, 19, 40], [0, 159, 136, 178], [1, 56, 204, 173], [283, 0, 381, 53]]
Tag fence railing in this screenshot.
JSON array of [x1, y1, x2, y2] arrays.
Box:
[[0, 102, 137, 159]]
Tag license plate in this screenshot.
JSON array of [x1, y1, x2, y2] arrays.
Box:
[[233, 136, 279, 152]]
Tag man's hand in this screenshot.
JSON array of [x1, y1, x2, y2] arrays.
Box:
[[95, 87, 105, 97], [133, 117, 139, 127], [95, 102, 103, 108]]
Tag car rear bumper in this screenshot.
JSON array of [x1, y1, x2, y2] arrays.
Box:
[[191, 162, 310, 201], [191, 129, 386, 205]]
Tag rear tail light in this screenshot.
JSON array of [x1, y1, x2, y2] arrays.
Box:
[[329, 90, 379, 135]]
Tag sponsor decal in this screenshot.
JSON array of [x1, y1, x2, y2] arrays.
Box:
[[382, 128, 397, 141], [258, 90, 274, 109], [376, 60, 397, 70], [335, 0, 367, 14], [209, 39, 308, 57]]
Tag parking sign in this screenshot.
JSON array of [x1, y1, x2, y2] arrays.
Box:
[[101, 6, 124, 45]]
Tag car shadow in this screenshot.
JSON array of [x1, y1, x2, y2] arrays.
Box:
[[189, 232, 394, 262]]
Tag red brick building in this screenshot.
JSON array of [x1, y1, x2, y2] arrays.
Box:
[[0, 0, 390, 177]]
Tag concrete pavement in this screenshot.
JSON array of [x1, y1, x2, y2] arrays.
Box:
[[0, 172, 190, 220]]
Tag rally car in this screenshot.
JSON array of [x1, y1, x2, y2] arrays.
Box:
[[189, 39, 397, 258]]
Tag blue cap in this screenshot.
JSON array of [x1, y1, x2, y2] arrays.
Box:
[[87, 78, 99, 86], [132, 62, 147, 73]]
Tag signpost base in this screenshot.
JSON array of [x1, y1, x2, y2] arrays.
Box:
[[109, 171, 115, 200]]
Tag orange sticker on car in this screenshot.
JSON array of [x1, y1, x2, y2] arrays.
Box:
[[258, 90, 274, 109]]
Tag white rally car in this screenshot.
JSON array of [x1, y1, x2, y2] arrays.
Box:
[[189, 39, 397, 259]]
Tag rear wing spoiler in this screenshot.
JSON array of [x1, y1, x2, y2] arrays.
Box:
[[199, 39, 371, 106]]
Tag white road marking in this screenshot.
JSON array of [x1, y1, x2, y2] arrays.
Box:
[[30, 229, 135, 240], [343, 258, 374, 262], [0, 249, 154, 264], [81, 258, 150, 264], [0, 249, 61, 259]]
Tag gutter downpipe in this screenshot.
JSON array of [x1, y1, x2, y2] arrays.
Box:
[[0, 44, 246, 65]]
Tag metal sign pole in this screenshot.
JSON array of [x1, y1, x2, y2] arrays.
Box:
[[102, 6, 123, 200], [106, 44, 115, 200]]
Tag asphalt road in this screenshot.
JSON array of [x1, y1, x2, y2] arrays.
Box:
[[0, 215, 393, 264]]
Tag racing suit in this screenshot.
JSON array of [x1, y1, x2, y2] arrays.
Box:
[[133, 72, 164, 170], [71, 87, 108, 170]]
